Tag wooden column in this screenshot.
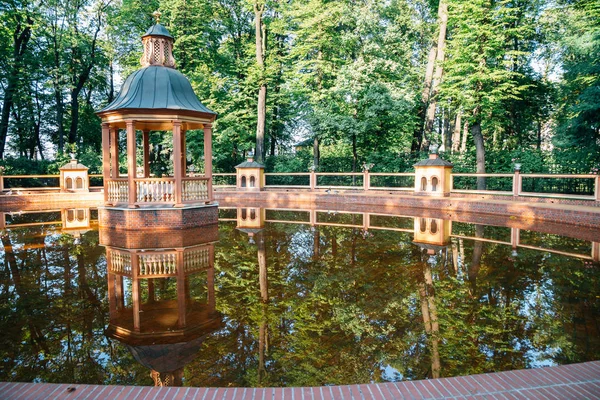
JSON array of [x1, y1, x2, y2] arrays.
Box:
[[101, 123, 110, 203], [207, 245, 215, 310], [181, 128, 187, 177], [176, 248, 186, 328], [173, 120, 183, 206], [131, 252, 141, 332], [592, 242, 599, 262], [107, 272, 117, 321], [0, 212, 5, 230], [148, 278, 155, 302], [116, 276, 124, 310], [110, 127, 119, 178], [143, 130, 150, 178], [203, 123, 213, 202], [126, 120, 137, 207]]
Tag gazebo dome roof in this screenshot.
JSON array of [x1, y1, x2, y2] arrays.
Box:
[[98, 66, 215, 115], [97, 20, 215, 117], [142, 22, 173, 39]]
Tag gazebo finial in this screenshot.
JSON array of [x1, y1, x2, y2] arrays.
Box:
[[140, 12, 176, 68]]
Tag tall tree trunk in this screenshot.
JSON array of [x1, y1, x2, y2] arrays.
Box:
[[536, 119, 542, 150], [53, 36, 65, 153], [108, 59, 115, 103], [471, 119, 486, 190], [415, 46, 438, 151], [313, 137, 320, 168], [254, 2, 267, 163], [68, 12, 101, 146], [451, 110, 462, 153], [0, 14, 33, 159], [422, 0, 448, 149], [444, 111, 452, 151], [460, 121, 468, 154]]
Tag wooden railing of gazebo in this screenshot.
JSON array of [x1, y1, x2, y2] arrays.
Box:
[[104, 176, 211, 205], [107, 244, 212, 279]]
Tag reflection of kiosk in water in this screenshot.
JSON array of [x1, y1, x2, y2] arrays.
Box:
[[100, 225, 222, 386], [412, 217, 452, 379], [236, 206, 266, 243], [236, 207, 269, 383], [61, 208, 92, 237], [413, 217, 451, 255]]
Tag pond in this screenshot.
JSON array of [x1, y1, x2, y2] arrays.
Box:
[[0, 206, 598, 388]]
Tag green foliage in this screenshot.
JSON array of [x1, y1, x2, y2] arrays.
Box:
[[0, 0, 598, 174]]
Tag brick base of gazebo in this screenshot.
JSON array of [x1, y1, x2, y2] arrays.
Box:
[[98, 204, 218, 230]]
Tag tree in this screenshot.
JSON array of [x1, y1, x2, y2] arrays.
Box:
[[0, 0, 34, 159], [254, 0, 267, 163], [441, 0, 535, 188]]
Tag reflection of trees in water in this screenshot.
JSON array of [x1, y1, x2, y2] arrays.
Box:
[[189, 221, 600, 387], [0, 222, 149, 385], [1, 217, 598, 387]]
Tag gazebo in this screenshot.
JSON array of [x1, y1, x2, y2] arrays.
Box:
[[96, 13, 217, 229], [102, 225, 222, 386]]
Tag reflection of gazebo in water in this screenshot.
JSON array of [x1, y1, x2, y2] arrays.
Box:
[[101, 225, 222, 386], [96, 12, 217, 230]]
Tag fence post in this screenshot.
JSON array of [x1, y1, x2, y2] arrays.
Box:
[[363, 170, 370, 191], [310, 209, 317, 226], [511, 227, 520, 249], [0, 175, 3, 192], [512, 170, 521, 197], [592, 242, 599, 262], [310, 171, 316, 190], [595, 175, 600, 202]]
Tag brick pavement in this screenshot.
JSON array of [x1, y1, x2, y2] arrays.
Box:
[[1, 361, 598, 399]]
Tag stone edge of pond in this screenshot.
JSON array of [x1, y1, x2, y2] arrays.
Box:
[[1, 360, 598, 399]]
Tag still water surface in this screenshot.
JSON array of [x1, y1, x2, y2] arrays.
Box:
[[0, 207, 599, 387]]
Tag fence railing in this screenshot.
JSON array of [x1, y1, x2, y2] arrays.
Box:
[[2, 171, 599, 202], [221, 207, 600, 261], [216, 171, 600, 202], [0, 174, 104, 192]]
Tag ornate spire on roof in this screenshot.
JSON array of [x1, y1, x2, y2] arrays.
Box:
[[140, 11, 176, 69]]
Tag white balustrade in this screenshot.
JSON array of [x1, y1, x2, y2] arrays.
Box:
[[135, 179, 175, 203], [107, 180, 129, 203], [183, 247, 210, 273], [138, 252, 177, 276], [109, 250, 132, 275], [183, 178, 209, 202]]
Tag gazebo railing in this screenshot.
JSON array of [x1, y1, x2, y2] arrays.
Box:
[[182, 177, 210, 202], [106, 245, 212, 278], [107, 178, 129, 203], [135, 178, 175, 203], [104, 176, 211, 205]]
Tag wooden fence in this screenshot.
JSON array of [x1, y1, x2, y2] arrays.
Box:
[[1, 171, 599, 202]]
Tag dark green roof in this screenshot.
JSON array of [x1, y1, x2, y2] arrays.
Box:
[[142, 23, 173, 39], [413, 157, 453, 167], [235, 160, 265, 169], [98, 66, 215, 115]]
